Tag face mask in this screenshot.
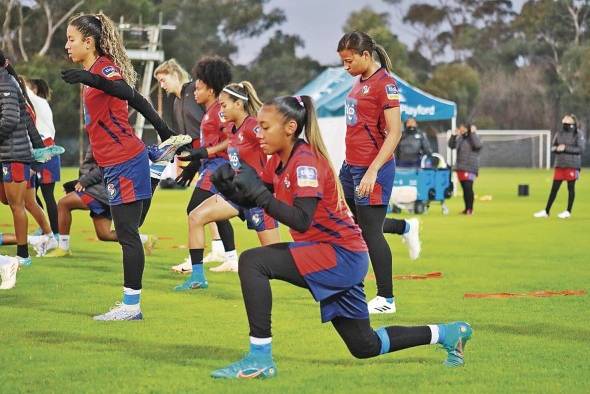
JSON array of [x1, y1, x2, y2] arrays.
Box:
[[406, 126, 417, 133], [562, 123, 576, 132]]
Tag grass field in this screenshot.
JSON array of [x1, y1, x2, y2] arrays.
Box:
[[1, 167, 588, 393]]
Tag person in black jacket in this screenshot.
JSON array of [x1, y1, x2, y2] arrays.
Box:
[[396, 117, 432, 168], [448, 124, 483, 215]]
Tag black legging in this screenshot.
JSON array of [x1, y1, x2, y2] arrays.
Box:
[[238, 243, 432, 358], [35, 183, 59, 234], [345, 197, 393, 299], [111, 200, 146, 290], [460, 180, 474, 211], [187, 187, 235, 252], [545, 180, 576, 213], [138, 177, 161, 227], [383, 218, 406, 234]]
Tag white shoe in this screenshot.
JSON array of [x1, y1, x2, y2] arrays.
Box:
[[203, 250, 226, 263], [533, 210, 549, 218], [0, 256, 19, 290], [31, 234, 58, 256], [401, 218, 421, 260], [557, 210, 571, 219], [171, 257, 192, 274], [367, 296, 396, 314], [93, 302, 143, 321], [209, 258, 238, 272]]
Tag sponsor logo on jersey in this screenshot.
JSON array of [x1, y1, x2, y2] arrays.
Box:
[[102, 66, 120, 79], [296, 166, 318, 188], [345, 97, 358, 126], [361, 85, 370, 95], [228, 146, 241, 170], [385, 84, 399, 100]]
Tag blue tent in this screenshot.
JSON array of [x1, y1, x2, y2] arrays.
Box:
[[296, 67, 457, 123]]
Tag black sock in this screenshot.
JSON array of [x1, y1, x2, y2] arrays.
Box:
[[17, 244, 29, 259], [384, 325, 432, 352], [383, 218, 406, 234], [190, 248, 204, 265]]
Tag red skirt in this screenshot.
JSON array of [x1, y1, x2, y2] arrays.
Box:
[[554, 167, 579, 181]]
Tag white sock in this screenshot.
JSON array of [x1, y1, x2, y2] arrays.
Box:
[[250, 336, 272, 345], [139, 234, 148, 244], [225, 250, 238, 261], [59, 235, 70, 251], [212, 239, 225, 254], [428, 325, 439, 344]]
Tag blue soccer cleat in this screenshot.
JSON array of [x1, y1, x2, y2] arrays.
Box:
[[147, 135, 192, 163], [439, 321, 473, 367], [33, 145, 65, 163], [17, 256, 32, 267], [211, 352, 277, 379], [173, 277, 208, 291]]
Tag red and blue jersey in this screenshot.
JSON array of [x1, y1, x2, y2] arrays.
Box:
[[82, 56, 144, 167], [200, 101, 228, 161], [344, 68, 400, 166], [262, 140, 367, 252], [226, 116, 266, 175]]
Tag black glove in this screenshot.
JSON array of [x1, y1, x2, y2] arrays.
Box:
[[232, 163, 273, 208], [175, 160, 201, 187], [211, 163, 235, 194], [61, 69, 98, 86], [177, 147, 208, 162], [62, 180, 78, 194]]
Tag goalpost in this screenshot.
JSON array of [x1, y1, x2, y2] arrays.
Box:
[[445, 130, 551, 169]]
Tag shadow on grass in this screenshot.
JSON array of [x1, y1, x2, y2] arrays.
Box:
[[476, 322, 590, 342]]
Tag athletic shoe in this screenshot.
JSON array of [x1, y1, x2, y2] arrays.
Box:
[[147, 134, 193, 163], [439, 321, 473, 367], [33, 145, 65, 163], [93, 302, 143, 321], [17, 256, 32, 267], [557, 210, 571, 219], [0, 256, 19, 290], [533, 210, 549, 218], [401, 218, 421, 260], [367, 296, 396, 314], [171, 258, 192, 274], [142, 235, 158, 256], [33, 234, 58, 256], [203, 250, 226, 264], [174, 277, 208, 291], [209, 258, 238, 272], [43, 248, 71, 258], [211, 353, 277, 379]]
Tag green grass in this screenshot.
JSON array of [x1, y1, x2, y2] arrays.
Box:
[[1, 168, 588, 393]]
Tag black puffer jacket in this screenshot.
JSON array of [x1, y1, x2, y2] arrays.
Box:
[[0, 67, 43, 162], [396, 129, 432, 166], [448, 132, 483, 174], [77, 146, 108, 205], [552, 129, 585, 169]]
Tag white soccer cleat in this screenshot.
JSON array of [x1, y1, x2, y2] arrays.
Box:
[[401, 218, 421, 260], [203, 250, 226, 264], [31, 234, 58, 256], [367, 296, 396, 314], [0, 256, 19, 290], [557, 210, 571, 219], [171, 257, 192, 274], [533, 210, 549, 218], [93, 302, 143, 321], [209, 258, 238, 273]]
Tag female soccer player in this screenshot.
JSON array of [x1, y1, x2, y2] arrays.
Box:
[[337, 31, 403, 313], [534, 114, 585, 219], [174, 81, 279, 290], [209, 95, 472, 379], [172, 57, 236, 287], [62, 12, 157, 320]]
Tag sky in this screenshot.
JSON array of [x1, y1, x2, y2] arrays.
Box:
[[234, 0, 526, 65]]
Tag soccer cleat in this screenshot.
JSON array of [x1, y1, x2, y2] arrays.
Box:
[[209, 258, 238, 272], [211, 353, 277, 379], [171, 258, 192, 274], [367, 296, 396, 314], [17, 256, 32, 267], [93, 302, 143, 321], [32, 234, 58, 256], [557, 210, 571, 219], [203, 250, 226, 264], [33, 145, 65, 163], [533, 210, 549, 218], [174, 277, 208, 291], [147, 134, 193, 163], [439, 321, 473, 367], [149, 161, 168, 180], [0, 256, 19, 290], [401, 218, 421, 260], [43, 247, 71, 258], [142, 235, 158, 256]]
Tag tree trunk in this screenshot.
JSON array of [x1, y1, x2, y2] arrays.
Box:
[[37, 0, 85, 57], [1, 0, 17, 60], [17, 3, 28, 62]]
